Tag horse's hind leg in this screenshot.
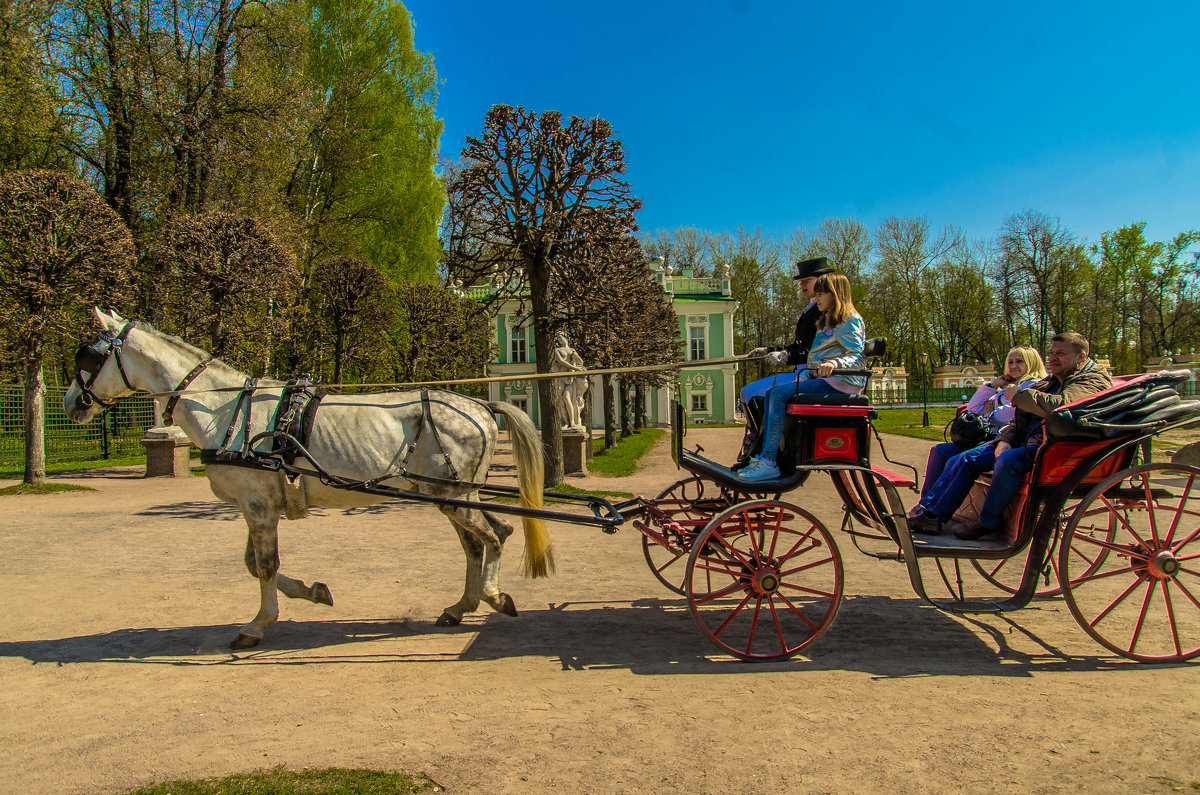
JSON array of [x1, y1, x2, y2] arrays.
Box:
[[479, 510, 517, 617], [436, 506, 515, 627], [233, 498, 284, 649]]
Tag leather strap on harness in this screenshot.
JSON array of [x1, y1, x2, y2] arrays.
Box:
[[162, 357, 214, 426], [216, 378, 258, 456]]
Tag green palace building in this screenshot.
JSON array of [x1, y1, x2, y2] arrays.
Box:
[[464, 257, 740, 428]]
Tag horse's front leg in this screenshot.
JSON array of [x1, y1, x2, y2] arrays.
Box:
[[233, 498, 284, 648]]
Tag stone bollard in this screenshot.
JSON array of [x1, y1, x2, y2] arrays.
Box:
[[141, 426, 193, 477], [561, 429, 589, 476]]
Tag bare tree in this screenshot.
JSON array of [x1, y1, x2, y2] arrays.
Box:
[[394, 282, 494, 384], [445, 105, 640, 483], [995, 210, 1077, 349], [0, 170, 135, 483]]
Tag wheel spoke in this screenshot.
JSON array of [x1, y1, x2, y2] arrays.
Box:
[[1100, 494, 1151, 550], [711, 593, 755, 638], [1071, 530, 1149, 560], [1125, 576, 1157, 655], [780, 553, 837, 578], [1142, 474, 1163, 546], [1160, 579, 1183, 658], [773, 591, 821, 632], [1163, 473, 1197, 547], [1089, 573, 1150, 629]]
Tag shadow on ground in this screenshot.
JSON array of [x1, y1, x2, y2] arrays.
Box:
[[0, 595, 1156, 677]]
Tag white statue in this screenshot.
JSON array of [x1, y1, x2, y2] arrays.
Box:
[[551, 332, 589, 432]]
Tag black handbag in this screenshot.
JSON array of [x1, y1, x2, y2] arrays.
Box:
[[949, 410, 992, 450]]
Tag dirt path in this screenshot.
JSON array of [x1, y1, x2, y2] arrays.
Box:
[[0, 430, 1197, 793]]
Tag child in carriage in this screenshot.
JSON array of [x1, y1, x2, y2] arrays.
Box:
[[737, 273, 867, 483]]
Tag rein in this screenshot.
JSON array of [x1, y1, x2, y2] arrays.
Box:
[[129, 355, 756, 401]]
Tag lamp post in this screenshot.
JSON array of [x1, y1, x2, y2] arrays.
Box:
[[920, 352, 930, 427]]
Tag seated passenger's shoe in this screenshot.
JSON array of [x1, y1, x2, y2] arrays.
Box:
[[738, 457, 781, 483], [908, 510, 944, 536], [950, 519, 1000, 541]]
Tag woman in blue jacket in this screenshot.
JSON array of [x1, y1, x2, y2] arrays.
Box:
[[739, 273, 866, 483]]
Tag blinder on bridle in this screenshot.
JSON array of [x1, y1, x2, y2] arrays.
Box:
[[73, 322, 137, 408]]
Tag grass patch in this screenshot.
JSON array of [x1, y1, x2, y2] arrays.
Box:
[[870, 407, 956, 443], [0, 453, 148, 479], [125, 766, 436, 794], [589, 428, 665, 477], [0, 482, 94, 495], [550, 481, 634, 499]]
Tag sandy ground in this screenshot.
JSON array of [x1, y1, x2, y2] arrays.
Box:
[[0, 428, 1197, 794]]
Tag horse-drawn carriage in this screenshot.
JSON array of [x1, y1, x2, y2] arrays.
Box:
[[623, 346, 1200, 663], [66, 311, 1200, 663]]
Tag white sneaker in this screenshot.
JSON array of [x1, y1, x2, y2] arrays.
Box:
[[738, 457, 780, 482]]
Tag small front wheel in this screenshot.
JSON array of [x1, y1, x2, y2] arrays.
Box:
[[685, 500, 843, 661], [642, 477, 714, 595], [1059, 463, 1200, 662]]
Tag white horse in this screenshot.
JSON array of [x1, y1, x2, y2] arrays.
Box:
[[64, 309, 553, 648]]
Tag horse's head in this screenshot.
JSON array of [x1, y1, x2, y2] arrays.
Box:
[[64, 308, 141, 423]]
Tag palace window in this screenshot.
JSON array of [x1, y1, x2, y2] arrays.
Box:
[[689, 326, 706, 361], [691, 393, 708, 413], [510, 326, 527, 363]]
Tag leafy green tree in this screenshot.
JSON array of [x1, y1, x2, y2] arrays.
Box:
[[0, 0, 69, 171], [0, 170, 135, 483], [289, 0, 442, 282]]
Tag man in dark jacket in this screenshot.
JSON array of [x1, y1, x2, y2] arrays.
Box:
[[909, 332, 1112, 540], [733, 257, 834, 465]]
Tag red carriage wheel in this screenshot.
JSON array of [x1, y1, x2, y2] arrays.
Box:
[[1059, 463, 1200, 662], [970, 506, 1114, 597], [685, 500, 843, 661], [642, 477, 714, 595]]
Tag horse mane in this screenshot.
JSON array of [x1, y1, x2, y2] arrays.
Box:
[[129, 319, 249, 379]]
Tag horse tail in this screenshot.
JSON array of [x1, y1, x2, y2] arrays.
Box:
[[489, 401, 555, 578]]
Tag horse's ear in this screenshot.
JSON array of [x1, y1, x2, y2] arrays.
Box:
[[92, 307, 120, 330]]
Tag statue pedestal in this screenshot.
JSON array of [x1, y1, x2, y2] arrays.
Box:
[[141, 426, 192, 477], [561, 430, 588, 477]]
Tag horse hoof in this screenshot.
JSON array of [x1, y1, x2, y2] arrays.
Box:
[[231, 632, 261, 649], [313, 582, 334, 606], [436, 612, 461, 627], [498, 593, 518, 617]]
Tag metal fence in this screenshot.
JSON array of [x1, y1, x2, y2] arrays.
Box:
[[0, 385, 157, 466]]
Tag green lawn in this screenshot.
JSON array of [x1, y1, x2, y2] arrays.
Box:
[[870, 407, 956, 443], [588, 428, 665, 477], [0, 482, 94, 495]]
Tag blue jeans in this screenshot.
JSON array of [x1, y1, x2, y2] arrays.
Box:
[[759, 375, 840, 464], [919, 442, 1039, 528], [920, 441, 961, 499], [740, 370, 802, 407]]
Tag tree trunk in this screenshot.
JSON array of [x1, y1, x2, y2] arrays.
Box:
[[620, 380, 632, 438], [530, 270, 563, 484], [23, 349, 46, 485], [602, 373, 616, 449], [634, 383, 645, 430], [583, 385, 594, 463]]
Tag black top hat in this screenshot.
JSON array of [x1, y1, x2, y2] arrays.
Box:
[[793, 256, 834, 280]]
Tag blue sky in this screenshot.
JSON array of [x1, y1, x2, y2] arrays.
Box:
[[404, 1, 1199, 247]]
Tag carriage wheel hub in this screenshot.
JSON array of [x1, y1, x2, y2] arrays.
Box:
[[1149, 550, 1180, 579], [751, 568, 780, 595]]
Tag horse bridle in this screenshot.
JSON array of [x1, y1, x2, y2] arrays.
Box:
[[74, 321, 214, 425], [73, 323, 138, 408]]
